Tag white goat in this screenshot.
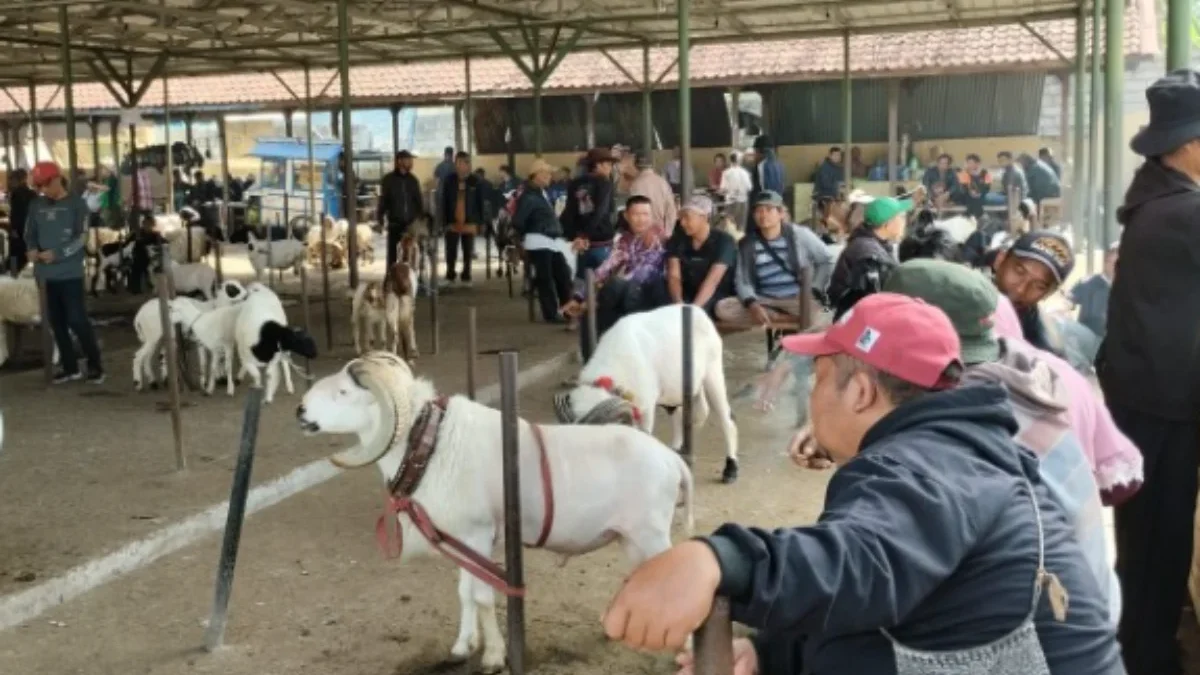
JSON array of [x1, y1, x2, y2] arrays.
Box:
[[296, 352, 693, 673], [0, 277, 50, 367], [170, 300, 244, 396], [235, 282, 317, 404], [165, 259, 217, 300], [555, 304, 740, 483], [131, 280, 248, 391], [247, 233, 305, 281], [351, 281, 397, 355], [932, 215, 979, 244]]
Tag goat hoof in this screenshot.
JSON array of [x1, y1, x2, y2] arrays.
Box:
[[447, 645, 472, 663], [721, 458, 739, 485], [479, 654, 506, 674]]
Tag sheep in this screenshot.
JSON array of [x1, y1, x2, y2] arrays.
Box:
[[338, 223, 375, 266], [295, 352, 694, 673], [169, 300, 244, 396], [0, 277, 44, 367], [553, 304, 740, 484], [246, 233, 305, 281], [163, 259, 218, 300], [131, 280, 248, 391], [305, 217, 344, 268], [235, 282, 317, 404]]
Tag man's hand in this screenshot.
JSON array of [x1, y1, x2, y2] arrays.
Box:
[[37, 250, 54, 263], [749, 303, 772, 328], [25, 250, 39, 264], [602, 540, 722, 651], [560, 300, 583, 318], [787, 424, 834, 470], [675, 637, 759, 675], [571, 237, 589, 253]]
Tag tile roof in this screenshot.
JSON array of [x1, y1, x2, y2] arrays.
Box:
[[0, 6, 1157, 117]]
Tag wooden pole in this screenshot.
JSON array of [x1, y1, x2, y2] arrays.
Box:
[[466, 307, 477, 400], [156, 244, 186, 471], [498, 351, 526, 675], [692, 598, 734, 675]]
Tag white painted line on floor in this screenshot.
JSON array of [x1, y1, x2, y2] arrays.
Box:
[[0, 349, 574, 633]]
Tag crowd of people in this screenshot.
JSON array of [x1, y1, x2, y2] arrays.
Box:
[[595, 69, 1200, 675]]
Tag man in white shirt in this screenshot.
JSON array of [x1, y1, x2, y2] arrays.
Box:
[[720, 151, 753, 231]]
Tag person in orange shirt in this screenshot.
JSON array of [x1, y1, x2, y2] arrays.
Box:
[[438, 152, 487, 287]]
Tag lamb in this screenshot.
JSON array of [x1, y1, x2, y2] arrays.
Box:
[[169, 300, 244, 396], [235, 282, 318, 404], [246, 233, 305, 281], [131, 280, 248, 391], [165, 259, 218, 300], [295, 352, 693, 673], [339, 224, 375, 266], [351, 281, 395, 355], [554, 304, 740, 483]]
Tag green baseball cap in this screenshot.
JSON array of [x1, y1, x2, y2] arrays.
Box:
[[864, 197, 913, 228], [881, 258, 1001, 365]]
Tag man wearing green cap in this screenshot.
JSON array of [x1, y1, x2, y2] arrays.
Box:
[[826, 190, 919, 317]]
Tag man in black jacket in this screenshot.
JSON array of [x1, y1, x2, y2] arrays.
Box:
[[7, 169, 35, 275], [561, 147, 617, 283], [378, 150, 425, 271], [439, 152, 486, 287], [827, 193, 916, 317], [1098, 69, 1200, 675]]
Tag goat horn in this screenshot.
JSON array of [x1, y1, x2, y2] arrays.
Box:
[[329, 359, 404, 469]]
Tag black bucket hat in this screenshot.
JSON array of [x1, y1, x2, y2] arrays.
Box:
[[1131, 69, 1200, 157]]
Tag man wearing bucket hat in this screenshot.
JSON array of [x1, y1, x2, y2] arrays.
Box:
[[826, 191, 917, 317], [602, 292, 1121, 674], [1098, 69, 1200, 675], [24, 161, 105, 384]]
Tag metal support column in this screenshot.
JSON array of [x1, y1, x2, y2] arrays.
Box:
[[164, 74, 174, 213], [842, 30, 852, 191], [532, 82, 544, 157], [729, 86, 740, 151], [337, 0, 359, 289], [1103, 0, 1123, 248], [453, 102, 464, 153], [29, 81, 39, 163], [1086, 0, 1103, 273], [678, 0, 692, 196], [584, 93, 596, 148], [2, 123, 11, 171], [185, 113, 194, 146], [109, 117, 119, 167], [390, 105, 400, 155], [887, 79, 899, 191], [642, 44, 653, 157], [464, 55, 474, 155], [305, 64, 332, 351], [1071, 4, 1088, 243], [284, 109, 294, 137], [129, 122, 139, 214], [216, 114, 230, 281], [1168, 0, 1192, 70], [88, 118, 100, 177], [59, 6, 78, 178]]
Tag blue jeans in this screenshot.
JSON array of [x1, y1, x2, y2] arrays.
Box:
[[576, 246, 611, 360]]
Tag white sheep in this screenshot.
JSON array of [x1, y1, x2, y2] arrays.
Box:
[[165, 259, 217, 300], [246, 233, 305, 281], [932, 215, 979, 244], [296, 352, 694, 673], [235, 282, 317, 404], [555, 304, 740, 483], [131, 280, 248, 391], [169, 300, 244, 396], [0, 277, 47, 367], [339, 224, 375, 266]]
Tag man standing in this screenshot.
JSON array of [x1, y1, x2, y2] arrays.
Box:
[[7, 169, 35, 275], [624, 152, 677, 237], [812, 146, 844, 203], [377, 150, 425, 271], [751, 135, 786, 204], [24, 161, 104, 383], [718, 151, 753, 231], [438, 152, 484, 287], [1099, 69, 1200, 675]]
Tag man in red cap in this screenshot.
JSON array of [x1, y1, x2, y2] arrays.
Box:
[[602, 292, 1121, 674], [24, 161, 105, 384]]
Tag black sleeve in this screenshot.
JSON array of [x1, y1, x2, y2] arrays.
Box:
[[664, 227, 686, 260], [585, 179, 614, 239], [716, 231, 738, 266]]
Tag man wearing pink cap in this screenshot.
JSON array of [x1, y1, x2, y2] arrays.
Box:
[[602, 293, 1121, 674]]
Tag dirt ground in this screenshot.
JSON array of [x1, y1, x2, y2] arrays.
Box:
[[0, 249, 1196, 674]]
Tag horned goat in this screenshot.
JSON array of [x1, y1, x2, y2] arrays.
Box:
[[246, 233, 305, 281], [296, 352, 694, 673], [554, 304, 740, 483], [131, 280, 247, 391], [235, 282, 317, 404]]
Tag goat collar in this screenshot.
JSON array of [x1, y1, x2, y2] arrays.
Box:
[[592, 376, 643, 425], [376, 396, 557, 598]]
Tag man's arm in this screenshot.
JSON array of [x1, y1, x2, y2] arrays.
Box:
[[585, 179, 614, 238], [666, 257, 685, 304], [733, 239, 757, 307], [692, 234, 737, 308], [703, 459, 977, 636], [793, 225, 835, 292], [23, 205, 39, 251], [56, 200, 89, 259], [376, 176, 390, 225]]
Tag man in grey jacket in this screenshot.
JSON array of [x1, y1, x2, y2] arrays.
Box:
[[714, 190, 833, 329], [25, 162, 104, 384]]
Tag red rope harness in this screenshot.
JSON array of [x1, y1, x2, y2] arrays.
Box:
[[374, 398, 555, 598], [592, 376, 644, 425]]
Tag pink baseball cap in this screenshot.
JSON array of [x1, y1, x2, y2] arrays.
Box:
[[781, 293, 963, 390]]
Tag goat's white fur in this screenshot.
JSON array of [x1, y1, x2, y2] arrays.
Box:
[[932, 215, 978, 244], [235, 282, 294, 404], [131, 281, 247, 390], [564, 304, 739, 466], [351, 282, 399, 355], [0, 277, 49, 367], [170, 300, 243, 396], [339, 224, 375, 266], [297, 358, 693, 673], [165, 260, 217, 300], [246, 233, 305, 281]]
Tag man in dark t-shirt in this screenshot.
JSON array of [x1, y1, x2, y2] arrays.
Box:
[[665, 195, 736, 316]]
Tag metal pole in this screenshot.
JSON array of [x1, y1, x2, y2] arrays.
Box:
[[283, 109, 294, 137], [453, 102, 464, 154], [677, 0, 692, 196], [1071, 5, 1088, 244], [155, 243, 186, 471], [584, 93, 596, 149], [693, 598, 734, 675], [129, 123, 140, 217], [1086, 0, 1102, 274], [2, 123, 11, 171], [1103, 0, 1123, 250], [842, 29, 852, 191], [430, 236, 440, 354], [88, 118, 100, 177], [585, 268, 598, 360], [185, 113, 194, 146], [337, 0, 359, 289], [390, 105, 400, 156], [642, 44, 653, 158], [164, 75, 174, 214], [1168, 0, 1192, 70], [215, 115, 229, 282], [680, 303, 694, 466], [886, 79, 899, 191], [304, 64, 331, 352], [59, 9, 77, 177], [728, 86, 740, 150], [498, 351, 526, 675], [464, 55, 474, 155], [109, 117, 119, 168], [203, 385, 265, 651], [466, 307, 477, 400], [533, 80, 544, 157], [29, 81, 39, 164]]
